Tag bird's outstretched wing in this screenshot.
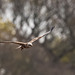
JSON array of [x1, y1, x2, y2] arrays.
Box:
[[29, 26, 55, 43], [0, 41, 26, 45]]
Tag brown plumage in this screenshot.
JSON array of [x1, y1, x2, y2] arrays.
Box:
[[0, 26, 55, 50]]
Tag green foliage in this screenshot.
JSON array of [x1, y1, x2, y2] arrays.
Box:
[[60, 54, 70, 63], [0, 18, 16, 40], [60, 50, 75, 64]]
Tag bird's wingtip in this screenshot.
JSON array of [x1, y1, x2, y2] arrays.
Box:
[[51, 26, 55, 31]]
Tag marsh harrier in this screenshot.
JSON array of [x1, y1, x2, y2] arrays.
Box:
[[0, 26, 55, 50]]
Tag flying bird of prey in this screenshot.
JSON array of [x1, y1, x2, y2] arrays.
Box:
[[0, 26, 55, 50]]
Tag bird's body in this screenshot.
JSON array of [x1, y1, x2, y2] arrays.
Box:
[[0, 26, 55, 50]]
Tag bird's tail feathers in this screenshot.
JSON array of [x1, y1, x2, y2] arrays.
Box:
[[16, 45, 22, 49]]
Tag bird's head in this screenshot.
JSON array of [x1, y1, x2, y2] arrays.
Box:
[[27, 42, 33, 47]]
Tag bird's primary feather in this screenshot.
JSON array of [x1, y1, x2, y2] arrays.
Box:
[[0, 41, 26, 45], [29, 26, 55, 43]]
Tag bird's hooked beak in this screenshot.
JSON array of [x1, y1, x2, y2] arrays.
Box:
[[27, 42, 33, 47]]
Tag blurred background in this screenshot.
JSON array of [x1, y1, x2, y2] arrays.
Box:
[[0, 0, 75, 75]]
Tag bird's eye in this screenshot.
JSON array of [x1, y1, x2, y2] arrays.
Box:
[[28, 44, 32, 46]]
